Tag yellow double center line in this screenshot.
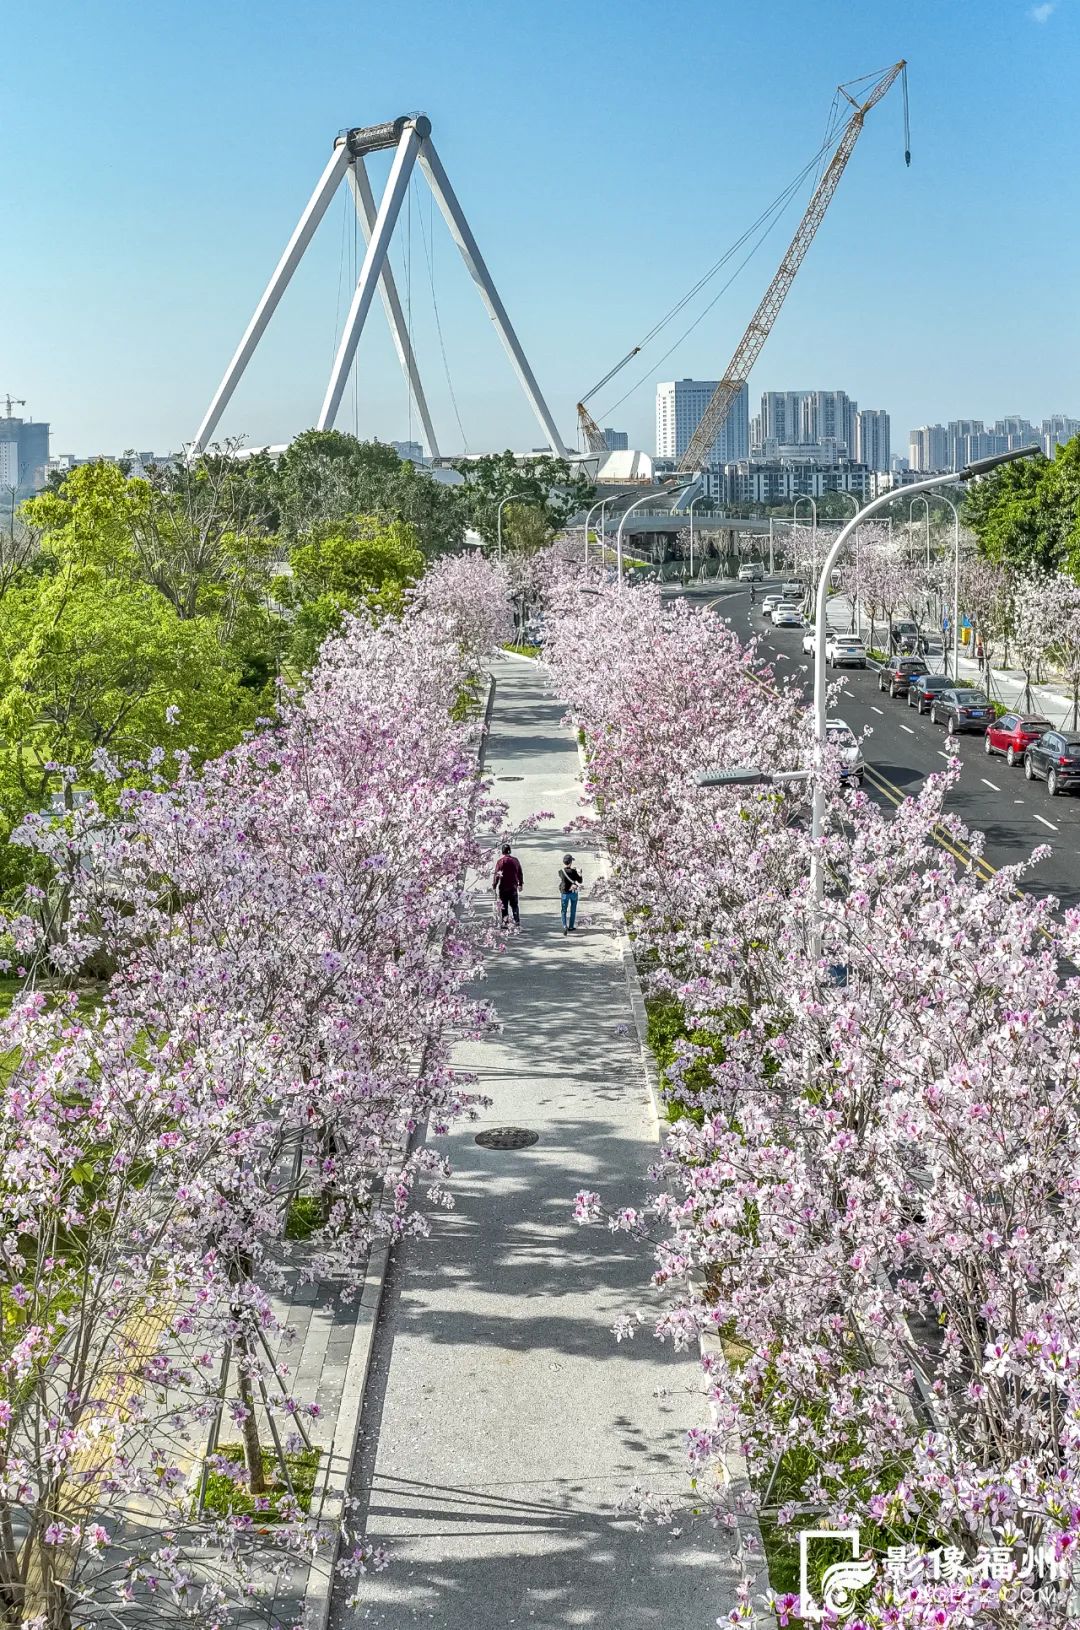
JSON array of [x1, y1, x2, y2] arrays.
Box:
[[862, 762, 999, 882]]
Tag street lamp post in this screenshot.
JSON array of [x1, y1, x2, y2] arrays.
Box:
[[909, 494, 931, 569], [828, 490, 860, 633], [496, 494, 513, 563], [933, 492, 961, 679], [793, 494, 818, 589], [808, 446, 1040, 957], [688, 492, 706, 580], [582, 497, 605, 567], [615, 482, 682, 591]]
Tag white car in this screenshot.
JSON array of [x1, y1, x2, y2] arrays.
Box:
[[760, 593, 784, 618], [827, 718, 865, 786], [772, 602, 804, 628], [801, 621, 817, 655], [825, 633, 867, 669], [738, 561, 765, 581], [781, 580, 804, 599]]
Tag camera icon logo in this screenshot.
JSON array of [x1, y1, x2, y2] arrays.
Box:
[[798, 1528, 877, 1621]]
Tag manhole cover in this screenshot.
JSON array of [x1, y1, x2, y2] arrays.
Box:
[[475, 1127, 539, 1150], [496, 775, 524, 781]]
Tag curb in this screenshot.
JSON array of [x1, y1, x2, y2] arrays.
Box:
[[576, 733, 767, 1590], [305, 672, 497, 1629], [304, 1238, 392, 1629]]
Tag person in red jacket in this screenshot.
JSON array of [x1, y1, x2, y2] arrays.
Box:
[[492, 842, 524, 927]]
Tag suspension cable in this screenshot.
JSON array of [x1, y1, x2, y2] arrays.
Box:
[[418, 182, 469, 453]]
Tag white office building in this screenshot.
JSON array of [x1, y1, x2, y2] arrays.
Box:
[[655, 379, 749, 465], [855, 409, 891, 473]]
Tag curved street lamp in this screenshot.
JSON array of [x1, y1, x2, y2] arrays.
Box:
[[808, 446, 1041, 955]]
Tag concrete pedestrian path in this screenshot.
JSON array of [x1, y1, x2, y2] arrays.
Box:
[[332, 656, 738, 1628]]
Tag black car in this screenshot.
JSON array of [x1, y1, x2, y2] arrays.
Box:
[[907, 673, 952, 715], [1023, 730, 1080, 796], [929, 688, 995, 735], [878, 656, 929, 698]]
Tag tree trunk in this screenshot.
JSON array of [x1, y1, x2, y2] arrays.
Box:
[[235, 1328, 267, 1497]]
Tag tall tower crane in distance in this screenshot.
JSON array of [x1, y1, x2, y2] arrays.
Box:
[[677, 60, 908, 473], [574, 62, 909, 464], [1, 397, 26, 420]]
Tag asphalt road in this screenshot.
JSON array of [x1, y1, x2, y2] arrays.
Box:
[[694, 582, 1080, 915]]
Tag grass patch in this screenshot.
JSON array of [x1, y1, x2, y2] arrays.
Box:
[[502, 642, 541, 658], [284, 1195, 324, 1241], [201, 1445, 320, 1520], [645, 995, 737, 1124]]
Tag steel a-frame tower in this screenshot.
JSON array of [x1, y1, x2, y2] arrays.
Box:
[[191, 114, 567, 458]]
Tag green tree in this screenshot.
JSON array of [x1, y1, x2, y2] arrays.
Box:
[[21, 457, 287, 693], [273, 431, 464, 554], [0, 565, 256, 893], [452, 450, 594, 544], [501, 502, 554, 554], [961, 452, 1055, 571], [276, 515, 426, 672]]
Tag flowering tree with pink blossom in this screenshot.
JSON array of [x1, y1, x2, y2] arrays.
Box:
[[0, 556, 511, 1626], [543, 572, 1080, 1628]]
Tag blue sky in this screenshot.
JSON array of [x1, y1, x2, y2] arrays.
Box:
[[3, 0, 1077, 458]]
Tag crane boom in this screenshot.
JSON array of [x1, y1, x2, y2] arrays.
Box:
[[678, 60, 906, 474]]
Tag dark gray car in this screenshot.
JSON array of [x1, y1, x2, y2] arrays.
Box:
[[929, 688, 995, 735], [1024, 730, 1080, 796], [908, 672, 953, 714]]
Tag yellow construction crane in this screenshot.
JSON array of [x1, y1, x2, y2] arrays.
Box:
[[575, 63, 909, 465], [678, 61, 908, 472], [576, 351, 641, 454]]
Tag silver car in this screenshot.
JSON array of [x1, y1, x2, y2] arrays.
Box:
[[827, 719, 865, 786], [772, 602, 804, 628]]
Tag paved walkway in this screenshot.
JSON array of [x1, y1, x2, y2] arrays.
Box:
[[333, 656, 737, 1628]]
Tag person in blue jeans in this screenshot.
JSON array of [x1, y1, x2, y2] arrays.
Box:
[[559, 854, 583, 935]]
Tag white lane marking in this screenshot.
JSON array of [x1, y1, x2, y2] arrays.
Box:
[[938, 751, 951, 760], [870, 705, 883, 715], [980, 779, 1000, 791], [1033, 814, 1058, 831], [900, 724, 915, 735], [1014, 799, 1024, 804], [776, 652, 788, 661]]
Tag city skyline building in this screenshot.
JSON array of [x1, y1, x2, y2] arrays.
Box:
[[855, 408, 891, 473], [602, 427, 628, 451], [704, 456, 870, 505], [0, 415, 49, 496], [655, 379, 749, 466]]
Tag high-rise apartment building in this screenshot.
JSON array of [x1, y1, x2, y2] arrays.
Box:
[[1042, 415, 1080, 456], [655, 379, 749, 465], [855, 409, 891, 473], [811, 390, 858, 456], [759, 391, 810, 446], [758, 389, 859, 456], [909, 425, 949, 471], [0, 416, 50, 495], [911, 414, 1078, 468], [602, 428, 628, 451]]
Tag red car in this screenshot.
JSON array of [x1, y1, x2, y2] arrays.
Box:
[[983, 711, 1051, 767]]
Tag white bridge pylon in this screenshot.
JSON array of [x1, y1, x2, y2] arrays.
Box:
[[190, 114, 567, 459]]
